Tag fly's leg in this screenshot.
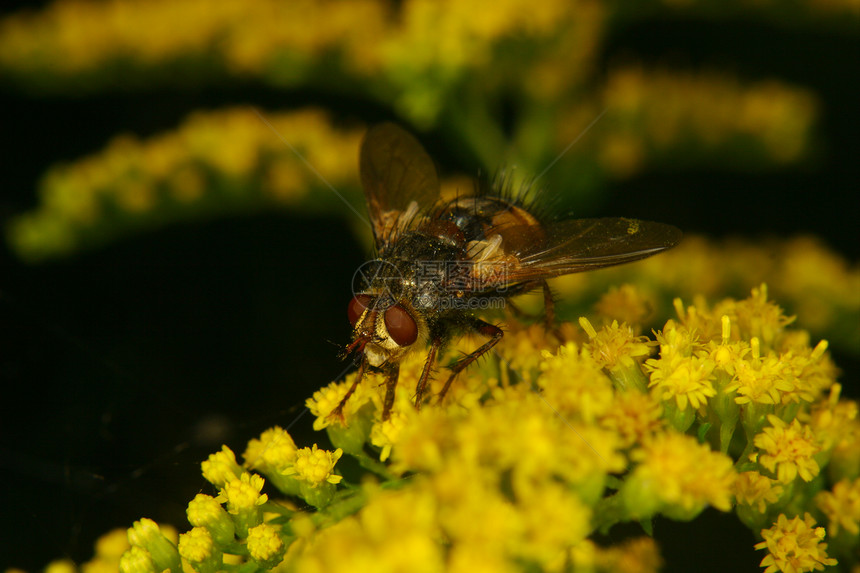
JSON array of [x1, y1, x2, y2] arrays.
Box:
[[328, 357, 368, 424], [541, 280, 556, 330], [380, 362, 400, 421], [437, 319, 503, 403], [504, 280, 557, 331], [414, 337, 442, 409]]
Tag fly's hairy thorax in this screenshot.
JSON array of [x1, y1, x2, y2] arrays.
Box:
[[375, 232, 467, 317]]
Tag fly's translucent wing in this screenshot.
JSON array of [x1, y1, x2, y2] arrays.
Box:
[[520, 218, 682, 272], [470, 217, 682, 288], [360, 123, 441, 249]]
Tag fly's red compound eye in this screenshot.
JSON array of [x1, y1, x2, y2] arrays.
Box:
[[348, 294, 372, 326], [384, 304, 418, 346]]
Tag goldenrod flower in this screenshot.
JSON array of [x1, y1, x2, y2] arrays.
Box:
[[177, 527, 220, 573], [216, 472, 268, 536], [755, 513, 837, 573], [753, 415, 821, 483], [284, 444, 343, 508], [699, 315, 750, 376], [650, 318, 701, 362], [370, 410, 407, 462], [513, 482, 592, 564], [243, 425, 302, 494], [299, 486, 444, 573], [246, 523, 286, 568], [538, 341, 616, 423], [125, 519, 181, 573], [91, 528, 130, 562], [43, 561, 75, 573], [624, 432, 736, 519], [118, 546, 156, 573], [579, 316, 654, 380], [185, 493, 235, 546], [594, 536, 663, 573], [593, 283, 656, 327], [647, 353, 717, 412], [200, 445, 242, 488], [307, 374, 374, 431], [816, 478, 860, 536], [599, 389, 664, 449], [285, 444, 343, 487], [780, 340, 836, 405], [727, 345, 796, 406], [734, 471, 784, 514], [808, 385, 860, 482], [732, 284, 795, 349], [495, 322, 560, 383]]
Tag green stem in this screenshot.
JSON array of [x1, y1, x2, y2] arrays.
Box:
[[591, 491, 629, 534], [355, 451, 398, 481]]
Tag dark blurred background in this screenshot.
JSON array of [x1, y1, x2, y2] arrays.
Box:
[[0, 2, 857, 572]]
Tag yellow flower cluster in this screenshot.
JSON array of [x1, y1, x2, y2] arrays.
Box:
[[551, 235, 860, 356], [2, 1, 824, 236], [0, 0, 389, 78], [755, 513, 837, 573], [580, 67, 817, 177], [39, 282, 859, 572], [7, 108, 364, 261], [297, 284, 852, 570]]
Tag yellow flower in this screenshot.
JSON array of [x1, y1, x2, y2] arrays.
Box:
[[816, 478, 860, 536], [177, 527, 220, 571], [647, 319, 705, 386], [186, 493, 235, 545], [246, 523, 286, 568], [307, 375, 374, 431], [734, 471, 784, 514], [285, 444, 343, 487], [732, 284, 795, 349], [598, 389, 664, 449], [370, 410, 408, 462], [726, 340, 795, 406], [216, 472, 268, 536], [513, 482, 592, 564], [753, 415, 821, 483], [200, 445, 242, 488], [218, 472, 268, 511], [435, 472, 524, 557], [125, 519, 181, 573], [538, 341, 617, 423], [118, 546, 156, 573], [625, 432, 736, 519], [593, 283, 656, 327], [92, 528, 131, 561], [699, 315, 750, 376], [595, 536, 663, 573], [809, 386, 860, 482], [494, 322, 560, 383], [755, 513, 837, 573], [294, 486, 444, 573], [807, 384, 857, 451], [243, 425, 297, 474], [647, 353, 717, 411], [43, 561, 76, 573], [780, 340, 836, 405], [579, 317, 654, 371]]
